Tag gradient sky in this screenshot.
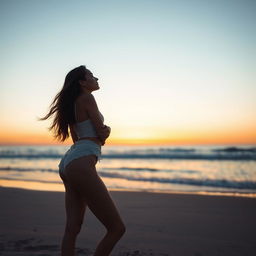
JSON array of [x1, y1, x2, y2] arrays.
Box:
[[0, 0, 255, 145]]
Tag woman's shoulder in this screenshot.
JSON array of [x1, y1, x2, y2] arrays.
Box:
[[78, 93, 97, 108], [78, 93, 95, 102], [76, 93, 90, 105]]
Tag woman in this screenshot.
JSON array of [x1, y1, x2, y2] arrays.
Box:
[[39, 65, 125, 256]]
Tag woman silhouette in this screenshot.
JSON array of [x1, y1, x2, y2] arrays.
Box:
[[39, 65, 125, 256]]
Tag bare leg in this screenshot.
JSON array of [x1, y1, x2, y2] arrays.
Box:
[[86, 174, 125, 255], [64, 155, 126, 256], [60, 179, 87, 256]]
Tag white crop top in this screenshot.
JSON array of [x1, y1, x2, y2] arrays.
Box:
[[73, 103, 104, 139]]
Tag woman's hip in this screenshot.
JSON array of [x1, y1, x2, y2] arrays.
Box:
[[58, 140, 102, 178]]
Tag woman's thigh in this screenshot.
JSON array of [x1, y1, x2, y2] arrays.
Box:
[[63, 181, 87, 230], [61, 155, 97, 230], [64, 155, 124, 230]]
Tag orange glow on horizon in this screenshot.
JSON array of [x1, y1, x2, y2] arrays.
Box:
[[0, 127, 255, 146]]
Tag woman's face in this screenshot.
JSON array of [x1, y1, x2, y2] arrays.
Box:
[[80, 69, 99, 92]]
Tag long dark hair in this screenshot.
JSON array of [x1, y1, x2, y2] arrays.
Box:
[[38, 65, 87, 142]]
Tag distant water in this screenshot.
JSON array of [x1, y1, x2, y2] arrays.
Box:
[[0, 144, 256, 197]]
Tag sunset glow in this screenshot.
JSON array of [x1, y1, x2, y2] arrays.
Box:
[[1, 0, 255, 146]]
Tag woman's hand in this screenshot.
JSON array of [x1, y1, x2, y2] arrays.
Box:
[[98, 125, 111, 145]]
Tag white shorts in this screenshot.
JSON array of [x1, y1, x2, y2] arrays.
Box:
[[58, 139, 102, 176]]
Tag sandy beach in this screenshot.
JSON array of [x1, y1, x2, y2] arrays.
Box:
[[0, 186, 256, 256]]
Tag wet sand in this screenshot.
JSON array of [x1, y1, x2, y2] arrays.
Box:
[[0, 186, 256, 255]]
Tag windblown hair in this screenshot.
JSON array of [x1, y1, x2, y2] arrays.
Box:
[[38, 65, 87, 142]]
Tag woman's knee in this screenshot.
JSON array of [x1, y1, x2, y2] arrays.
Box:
[[65, 223, 82, 236], [117, 222, 126, 236], [108, 221, 126, 237]]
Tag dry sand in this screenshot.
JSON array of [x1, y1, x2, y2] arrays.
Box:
[[0, 186, 256, 256]]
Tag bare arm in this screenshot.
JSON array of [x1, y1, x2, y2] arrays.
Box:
[[84, 94, 111, 143], [98, 125, 111, 145]]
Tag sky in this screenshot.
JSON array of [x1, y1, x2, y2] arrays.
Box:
[[0, 0, 255, 145]]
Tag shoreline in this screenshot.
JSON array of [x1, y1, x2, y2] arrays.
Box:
[[1, 183, 256, 198]]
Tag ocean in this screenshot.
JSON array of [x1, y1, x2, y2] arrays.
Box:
[[0, 144, 255, 197]]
